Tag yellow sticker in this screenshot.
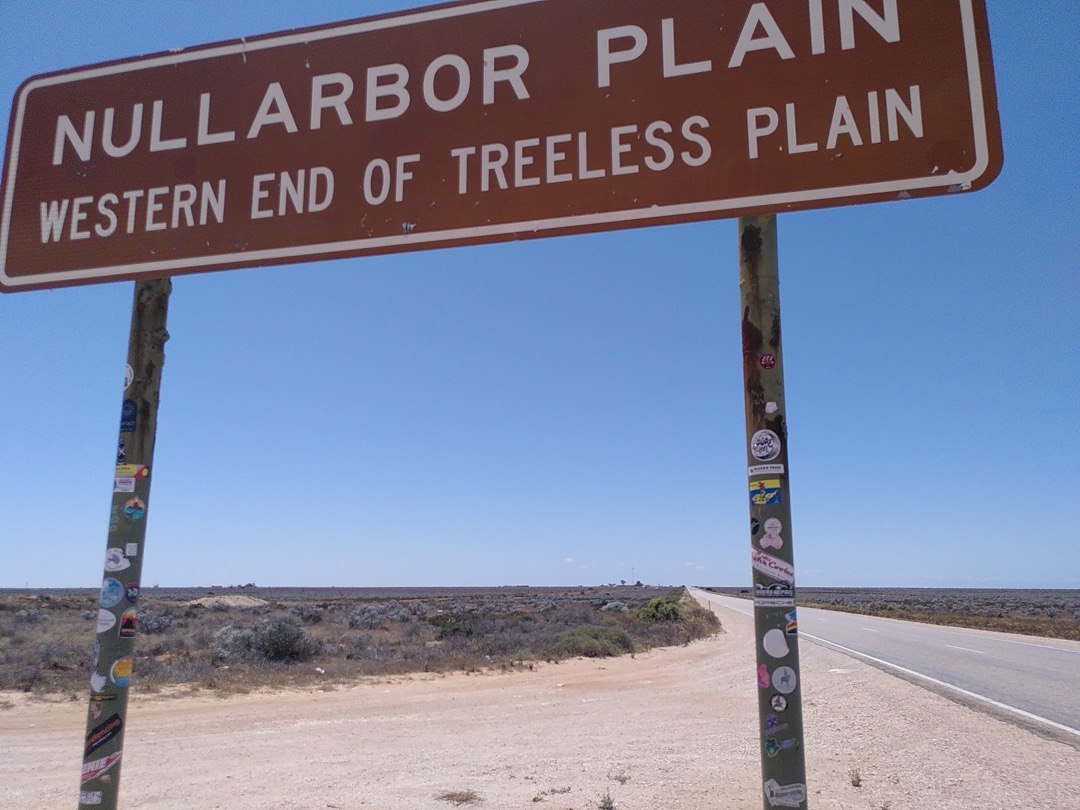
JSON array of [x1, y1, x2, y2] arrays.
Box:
[[114, 465, 149, 478]]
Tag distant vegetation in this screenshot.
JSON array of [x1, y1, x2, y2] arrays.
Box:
[[708, 586, 1080, 641], [0, 586, 721, 696]]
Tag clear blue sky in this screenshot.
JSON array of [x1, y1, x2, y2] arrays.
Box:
[[1, 1, 1076, 589]]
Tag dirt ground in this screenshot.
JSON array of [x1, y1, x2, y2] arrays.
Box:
[[3, 599, 1078, 809]]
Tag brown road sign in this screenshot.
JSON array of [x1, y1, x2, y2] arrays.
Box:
[[1, 0, 1002, 291]]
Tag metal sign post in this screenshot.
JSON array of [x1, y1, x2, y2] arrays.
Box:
[[79, 278, 170, 810], [738, 215, 808, 809]]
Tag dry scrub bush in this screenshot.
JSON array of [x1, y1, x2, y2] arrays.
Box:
[[1, 586, 714, 693], [543, 625, 635, 659], [249, 616, 321, 662]]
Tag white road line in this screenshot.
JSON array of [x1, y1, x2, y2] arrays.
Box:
[[803, 632, 1080, 741], [944, 644, 986, 655], [940, 629, 1080, 654], [861, 628, 880, 633]]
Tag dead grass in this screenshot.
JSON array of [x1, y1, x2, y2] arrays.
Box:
[[437, 789, 483, 805], [800, 603, 1080, 641], [1, 586, 716, 697]]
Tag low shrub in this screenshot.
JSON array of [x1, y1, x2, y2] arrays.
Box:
[[137, 607, 174, 635], [636, 593, 682, 622], [290, 603, 323, 624], [212, 625, 254, 659], [428, 614, 475, 640], [250, 616, 320, 662], [544, 624, 635, 659]]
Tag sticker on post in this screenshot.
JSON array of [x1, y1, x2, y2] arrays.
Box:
[[84, 712, 123, 755], [749, 463, 785, 477], [113, 476, 136, 493], [751, 548, 794, 583], [765, 714, 788, 733], [750, 479, 782, 506], [80, 790, 104, 806], [122, 497, 146, 520], [785, 609, 798, 635], [81, 752, 121, 783], [120, 399, 137, 432], [103, 548, 130, 572], [760, 517, 784, 549], [110, 657, 133, 688], [754, 582, 795, 607], [118, 609, 137, 638], [757, 663, 770, 688], [114, 465, 149, 478], [750, 429, 782, 461], [770, 694, 788, 712], [96, 609, 116, 634], [125, 543, 138, 557], [763, 629, 790, 659], [772, 666, 797, 695], [764, 778, 807, 808], [99, 578, 123, 609]]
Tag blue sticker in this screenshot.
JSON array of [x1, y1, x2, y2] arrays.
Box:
[[122, 498, 146, 520], [120, 400, 137, 433], [125, 583, 140, 604], [785, 609, 798, 635], [765, 714, 789, 735], [99, 578, 124, 609], [750, 479, 782, 506]]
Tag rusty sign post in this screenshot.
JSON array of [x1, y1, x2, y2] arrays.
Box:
[[739, 215, 808, 809], [80, 278, 170, 809]]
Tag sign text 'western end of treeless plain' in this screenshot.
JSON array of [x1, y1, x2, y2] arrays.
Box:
[[0, 0, 1002, 291]]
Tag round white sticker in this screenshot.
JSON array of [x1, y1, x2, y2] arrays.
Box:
[[96, 609, 116, 633], [750, 429, 782, 462], [763, 628, 790, 659], [104, 548, 131, 572], [772, 666, 798, 695]]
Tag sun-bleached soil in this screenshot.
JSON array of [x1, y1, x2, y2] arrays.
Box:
[[3, 599, 1078, 809]]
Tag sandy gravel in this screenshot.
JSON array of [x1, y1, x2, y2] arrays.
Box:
[[3, 600, 1078, 809]]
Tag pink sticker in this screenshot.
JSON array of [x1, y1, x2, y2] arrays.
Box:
[[758, 663, 771, 688]]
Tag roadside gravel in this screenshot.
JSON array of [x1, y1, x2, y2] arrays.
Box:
[[2, 599, 1077, 809]]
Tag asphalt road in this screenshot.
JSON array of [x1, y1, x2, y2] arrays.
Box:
[[692, 589, 1080, 744]]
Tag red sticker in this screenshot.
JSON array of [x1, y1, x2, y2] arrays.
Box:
[[760, 354, 776, 369]]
